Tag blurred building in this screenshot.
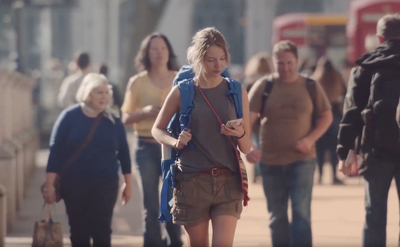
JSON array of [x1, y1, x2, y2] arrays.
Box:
[[157, 0, 352, 66], [193, 0, 246, 64], [1, 0, 377, 144], [0, 0, 123, 81], [1, 0, 355, 84], [0, 5, 18, 70], [157, 0, 246, 66], [246, 0, 351, 62], [0, 0, 127, 145]]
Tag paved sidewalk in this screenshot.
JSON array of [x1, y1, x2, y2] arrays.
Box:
[[236, 164, 400, 247], [5, 149, 400, 246], [5, 149, 145, 247]]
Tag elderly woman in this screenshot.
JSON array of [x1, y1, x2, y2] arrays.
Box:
[[42, 73, 132, 247]]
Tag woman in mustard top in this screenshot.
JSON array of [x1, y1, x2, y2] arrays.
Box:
[[121, 33, 181, 247]]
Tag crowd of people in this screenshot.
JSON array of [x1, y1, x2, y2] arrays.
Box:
[[40, 13, 400, 247]]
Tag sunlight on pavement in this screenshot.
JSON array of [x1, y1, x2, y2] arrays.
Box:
[[6, 235, 143, 246], [114, 217, 132, 232]]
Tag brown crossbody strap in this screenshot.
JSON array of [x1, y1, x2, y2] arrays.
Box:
[[197, 86, 250, 206], [59, 114, 102, 175]]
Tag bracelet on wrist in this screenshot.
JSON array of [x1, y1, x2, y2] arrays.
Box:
[[236, 130, 246, 139]]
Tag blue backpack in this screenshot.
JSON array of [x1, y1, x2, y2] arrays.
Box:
[[158, 65, 243, 222]]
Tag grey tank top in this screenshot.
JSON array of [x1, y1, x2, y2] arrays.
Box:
[[178, 79, 239, 176]]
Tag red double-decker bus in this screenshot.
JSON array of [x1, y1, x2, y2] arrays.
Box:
[[272, 13, 348, 69], [347, 0, 400, 63]]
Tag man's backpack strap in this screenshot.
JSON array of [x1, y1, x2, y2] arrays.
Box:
[[305, 77, 317, 128], [225, 78, 243, 118], [260, 75, 274, 115]]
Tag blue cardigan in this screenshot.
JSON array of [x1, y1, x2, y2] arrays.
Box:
[[46, 105, 131, 183]]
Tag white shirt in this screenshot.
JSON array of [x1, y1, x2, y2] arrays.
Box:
[[57, 72, 85, 109]]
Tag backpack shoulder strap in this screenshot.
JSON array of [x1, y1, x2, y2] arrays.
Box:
[[225, 78, 243, 118], [177, 79, 195, 131], [173, 65, 195, 86], [305, 77, 317, 128], [260, 74, 274, 115]]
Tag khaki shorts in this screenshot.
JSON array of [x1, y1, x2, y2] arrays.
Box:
[[170, 170, 244, 226]]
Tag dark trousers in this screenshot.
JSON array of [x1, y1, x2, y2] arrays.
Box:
[[136, 140, 182, 247], [363, 154, 400, 247], [260, 158, 316, 247], [61, 179, 119, 247], [315, 120, 339, 180]]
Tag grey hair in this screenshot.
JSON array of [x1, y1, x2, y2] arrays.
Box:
[[75, 73, 112, 105]]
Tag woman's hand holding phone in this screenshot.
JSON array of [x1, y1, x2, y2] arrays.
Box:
[[221, 119, 245, 138], [226, 118, 243, 128]]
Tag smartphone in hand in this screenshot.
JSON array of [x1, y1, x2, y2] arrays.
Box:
[[226, 118, 243, 128]]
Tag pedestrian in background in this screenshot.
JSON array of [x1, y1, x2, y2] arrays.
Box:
[[43, 73, 132, 247], [248, 40, 332, 247], [312, 57, 346, 185], [121, 33, 182, 247], [98, 63, 123, 110], [242, 51, 273, 183], [58, 52, 91, 108], [243, 51, 273, 92]]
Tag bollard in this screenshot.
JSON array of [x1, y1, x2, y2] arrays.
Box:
[[20, 131, 32, 193], [6, 139, 24, 212], [20, 74, 37, 191], [0, 145, 16, 232], [11, 76, 25, 208], [27, 130, 39, 177], [0, 185, 6, 247]]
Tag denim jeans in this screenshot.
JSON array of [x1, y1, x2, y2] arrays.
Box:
[[260, 158, 316, 247], [136, 139, 182, 247], [362, 153, 400, 247]]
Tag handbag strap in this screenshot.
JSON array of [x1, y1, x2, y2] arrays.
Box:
[[41, 203, 53, 223], [42, 203, 50, 221], [59, 113, 102, 175], [197, 85, 249, 206]]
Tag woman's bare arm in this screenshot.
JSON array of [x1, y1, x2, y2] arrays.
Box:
[[236, 88, 252, 154], [151, 86, 181, 147]]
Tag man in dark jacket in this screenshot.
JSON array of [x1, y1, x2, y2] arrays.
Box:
[[337, 14, 400, 247]]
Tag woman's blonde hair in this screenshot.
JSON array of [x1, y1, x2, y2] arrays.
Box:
[[76, 73, 112, 105], [187, 27, 230, 80]]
